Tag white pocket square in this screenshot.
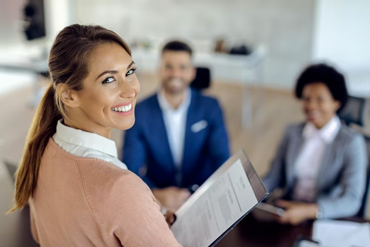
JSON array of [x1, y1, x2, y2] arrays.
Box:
[[191, 120, 208, 133]]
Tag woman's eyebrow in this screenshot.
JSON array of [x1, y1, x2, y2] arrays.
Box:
[[127, 61, 135, 70], [95, 61, 135, 80]]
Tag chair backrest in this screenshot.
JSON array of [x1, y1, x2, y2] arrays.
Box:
[[357, 135, 370, 218], [3, 160, 17, 183], [190, 67, 211, 90], [338, 96, 367, 127]]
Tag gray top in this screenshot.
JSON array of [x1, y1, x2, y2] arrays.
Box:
[[263, 122, 367, 219]]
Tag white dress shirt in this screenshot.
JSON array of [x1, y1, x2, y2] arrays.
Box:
[[53, 120, 127, 170], [292, 116, 341, 202], [157, 88, 191, 167]]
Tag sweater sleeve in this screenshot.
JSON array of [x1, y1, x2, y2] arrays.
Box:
[[99, 172, 182, 247], [262, 126, 290, 192], [29, 201, 40, 244]]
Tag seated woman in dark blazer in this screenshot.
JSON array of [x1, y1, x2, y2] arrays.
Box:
[[263, 63, 367, 225]]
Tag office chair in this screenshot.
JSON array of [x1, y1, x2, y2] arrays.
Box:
[[190, 67, 211, 90], [357, 135, 370, 218], [338, 96, 367, 127], [3, 160, 17, 183]]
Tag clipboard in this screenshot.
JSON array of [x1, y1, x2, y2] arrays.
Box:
[[171, 149, 268, 247], [293, 237, 320, 247]]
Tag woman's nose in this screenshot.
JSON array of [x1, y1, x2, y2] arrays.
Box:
[[119, 81, 136, 99], [306, 100, 318, 110]]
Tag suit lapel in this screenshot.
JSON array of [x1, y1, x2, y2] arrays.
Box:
[[316, 129, 342, 191], [181, 90, 198, 178], [286, 125, 305, 189]]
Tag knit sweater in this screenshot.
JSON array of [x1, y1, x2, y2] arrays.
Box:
[[29, 138, 181, 247]]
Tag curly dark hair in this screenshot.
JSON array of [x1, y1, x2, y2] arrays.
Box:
[[295, 63, 348, 112]]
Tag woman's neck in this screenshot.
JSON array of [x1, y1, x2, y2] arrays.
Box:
[[312, 115, 336, 130]]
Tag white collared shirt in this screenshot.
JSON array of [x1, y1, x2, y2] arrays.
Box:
[[53, 120, 127, 170], [293, 116, 341, 202], [157, 88, 191, 167]]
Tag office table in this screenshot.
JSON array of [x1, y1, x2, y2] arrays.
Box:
[[215, 215, 312, 247]]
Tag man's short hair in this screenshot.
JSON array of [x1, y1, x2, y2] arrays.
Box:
[[161, 40, 192, 57]]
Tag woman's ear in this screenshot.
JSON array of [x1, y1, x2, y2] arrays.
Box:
[[57, 84, 80, 108], [334, 100, 341, 112]]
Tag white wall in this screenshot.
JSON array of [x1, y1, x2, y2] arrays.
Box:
[[313, 0, 370, 96], [0, 0, 27, 46], [2, 0, 369, 94], [0, 0, 317, 90], [0, 0, 72, 46], [43, 0, 71, 41], [0, 0, 72, 95], [72, 0, 316, 89]]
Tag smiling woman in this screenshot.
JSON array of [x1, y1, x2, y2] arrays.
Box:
[[262, 63, 367, 225], [8, 24, 181, 247]]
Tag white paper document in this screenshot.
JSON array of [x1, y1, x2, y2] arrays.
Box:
[[171, 155, 264, 247], [296, 240, 332, 247], [297, 240, 321, 247], [313, 220, 370, 247]]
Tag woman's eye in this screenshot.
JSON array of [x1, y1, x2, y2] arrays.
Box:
[[102, 77, 115, 84], [126, 68, 137, 76]]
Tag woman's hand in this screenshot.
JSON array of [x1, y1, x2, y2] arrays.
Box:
[[275, 200, 318, 225]]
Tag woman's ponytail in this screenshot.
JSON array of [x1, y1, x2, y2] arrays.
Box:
[[8, 84, 61, 212]]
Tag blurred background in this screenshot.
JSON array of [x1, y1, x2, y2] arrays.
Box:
[[0, 0, 370, 246]]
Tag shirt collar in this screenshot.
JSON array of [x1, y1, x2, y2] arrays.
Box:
[[56, 120, 118, 157], [157, 87, 191, 113], [303, 116, 341, 143]]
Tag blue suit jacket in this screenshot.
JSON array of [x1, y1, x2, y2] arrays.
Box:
[[122, 88, 230, 189]]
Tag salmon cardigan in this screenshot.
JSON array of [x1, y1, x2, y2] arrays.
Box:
[[29, 139, 181, 247]]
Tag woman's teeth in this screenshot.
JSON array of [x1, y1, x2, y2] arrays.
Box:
[[112, 104, 132, 112]]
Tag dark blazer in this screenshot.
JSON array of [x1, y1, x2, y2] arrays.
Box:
[[263, 123, 367, 219], [122, 88, 230, 189]]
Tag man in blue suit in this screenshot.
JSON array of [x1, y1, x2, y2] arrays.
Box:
[[122, 41, 230, 211]]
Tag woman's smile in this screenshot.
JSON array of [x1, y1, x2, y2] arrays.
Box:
[[111, 102, 133, 116]]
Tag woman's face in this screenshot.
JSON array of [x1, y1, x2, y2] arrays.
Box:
[[301, 82, 340, 129], [66, 42, 140, 137]]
